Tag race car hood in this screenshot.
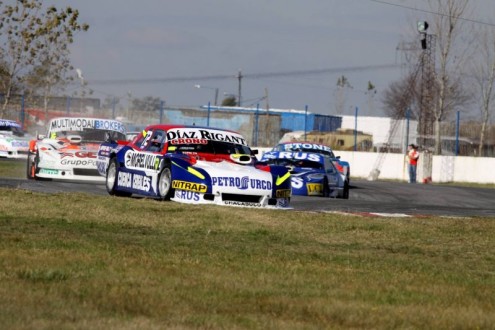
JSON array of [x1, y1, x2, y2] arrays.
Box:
[[37, 139, 100, 169], [193, 159, 274, 194]]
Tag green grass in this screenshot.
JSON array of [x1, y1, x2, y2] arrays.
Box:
[[0, 158, 26, 179], [1, 188, 494, 329]]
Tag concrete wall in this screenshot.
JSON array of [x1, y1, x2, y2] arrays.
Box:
[[340, 115, 418, 151], [331, 151, 495, 184], [256, 148, 495, 184]]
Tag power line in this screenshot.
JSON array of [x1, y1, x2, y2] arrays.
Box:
[[369, 0, 495, 27], [87, 64, 399, 86]]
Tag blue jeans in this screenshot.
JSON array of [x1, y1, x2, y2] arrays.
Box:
[[408, 164, 417, 183]]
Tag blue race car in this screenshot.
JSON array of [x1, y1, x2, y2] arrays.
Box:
[[272, 142, 351, 183], [97, 124, 292, 208], [260, 150, 349, 199]]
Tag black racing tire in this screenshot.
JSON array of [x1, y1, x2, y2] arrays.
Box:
[[26, 151, 36, 180], [26, 151, 51, 181], [157, 164, 173, 200], [106, 158, 132, 197], [322, 177, 330, 198], [341, 180, 350, 199]]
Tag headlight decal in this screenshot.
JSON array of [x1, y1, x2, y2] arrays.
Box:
[[275, 171, 291, 186], [171, 161, 206, 180]]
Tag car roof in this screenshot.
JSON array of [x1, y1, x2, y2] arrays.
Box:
[[143, 124, 240, 135]]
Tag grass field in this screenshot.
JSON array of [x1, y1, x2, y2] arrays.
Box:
[[1, 182, 495, 328]]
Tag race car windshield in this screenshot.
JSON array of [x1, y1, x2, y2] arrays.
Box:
[[263, 158, 324, 170], [51, 129, 126, 142], [172, 140, 252, 155], [0, 125, 25, 137], [275, 144, 335, 158]]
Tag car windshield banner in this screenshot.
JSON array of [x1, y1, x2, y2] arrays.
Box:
[[165, 128, 247, 146], [49, 118, 126, 133]]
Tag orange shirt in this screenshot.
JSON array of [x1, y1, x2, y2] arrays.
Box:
[[408, 149, 419, 165]]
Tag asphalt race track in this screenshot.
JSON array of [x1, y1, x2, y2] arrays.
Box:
[[1, 175, 494, 217]]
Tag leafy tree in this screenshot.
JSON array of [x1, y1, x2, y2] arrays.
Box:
[[221, 96, 237, 106], [0, 0, 89, 117]]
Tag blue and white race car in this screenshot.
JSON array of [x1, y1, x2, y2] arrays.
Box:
[[272, 142, 351, 183], [0, 119, 31, 159], [260, 150, 349, 199], [96, 124, 292, 208]]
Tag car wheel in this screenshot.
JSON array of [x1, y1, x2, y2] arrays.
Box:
[[342, 180, 350, 199], [157, 164, 173, 200], [26, 151, 37, 180], [27, 151, 50, 181], [322, 177, 330, 197], [106, 158, 131, 197]]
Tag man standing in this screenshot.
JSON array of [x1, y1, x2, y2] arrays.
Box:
[[407, 144, 420, 183]]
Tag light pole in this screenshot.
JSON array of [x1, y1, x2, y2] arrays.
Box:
[[75, 68, 85, 113], [194, 84, 219, 106]]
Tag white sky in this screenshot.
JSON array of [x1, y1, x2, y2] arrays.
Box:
[[50, 0, 495, 116]]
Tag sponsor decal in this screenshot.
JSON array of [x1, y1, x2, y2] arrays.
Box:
[[211, 176, 272, 190], [276, 189, 291, 198], [170, 138, 208, 145], [283, 143, 332, 153], [11, 141, 28, 147], [171, 161, 206, 180], [277, 152, 322, 162], [40, 169, 59, 175], [276, 172, 291, 186], [99, 145, 112, 152], [174, 190, 201, 201], [172, 180, 207, 193], [307, 183, 322, 195], [166, 128, 247, 146], [125, 150, 161, 170], [223, 201, 262, 207], [0, 119, 21, 128], [60, 151, 97, 159], [60, 159, 96, 166], [291, 177, 304, 189], [0, 145, 8, 151], [50, 118, 125, 133], [117, 172, 151, 192]]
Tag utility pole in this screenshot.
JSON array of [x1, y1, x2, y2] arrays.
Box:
[[264, 87, 270, 146], [237, 69, 242, 106], [417, 20, 436, 183], [417, 21, 436, 147]]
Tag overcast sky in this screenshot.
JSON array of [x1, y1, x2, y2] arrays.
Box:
[[54, 0, 495, 116]]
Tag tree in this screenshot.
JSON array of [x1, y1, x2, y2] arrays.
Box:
[[130, 96, 161, 121], [334, 75, 352, 115], [365, 81, 377, 115], [221, 96, 236, 107], [427, 0, 471, 154], [471, 26, 495, 157], [0, 1, 89, 117], [382, 73, 419, 119]]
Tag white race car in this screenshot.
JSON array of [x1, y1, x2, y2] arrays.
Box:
[[27, 117, 126, 181], [0, 119, 31, 159]]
